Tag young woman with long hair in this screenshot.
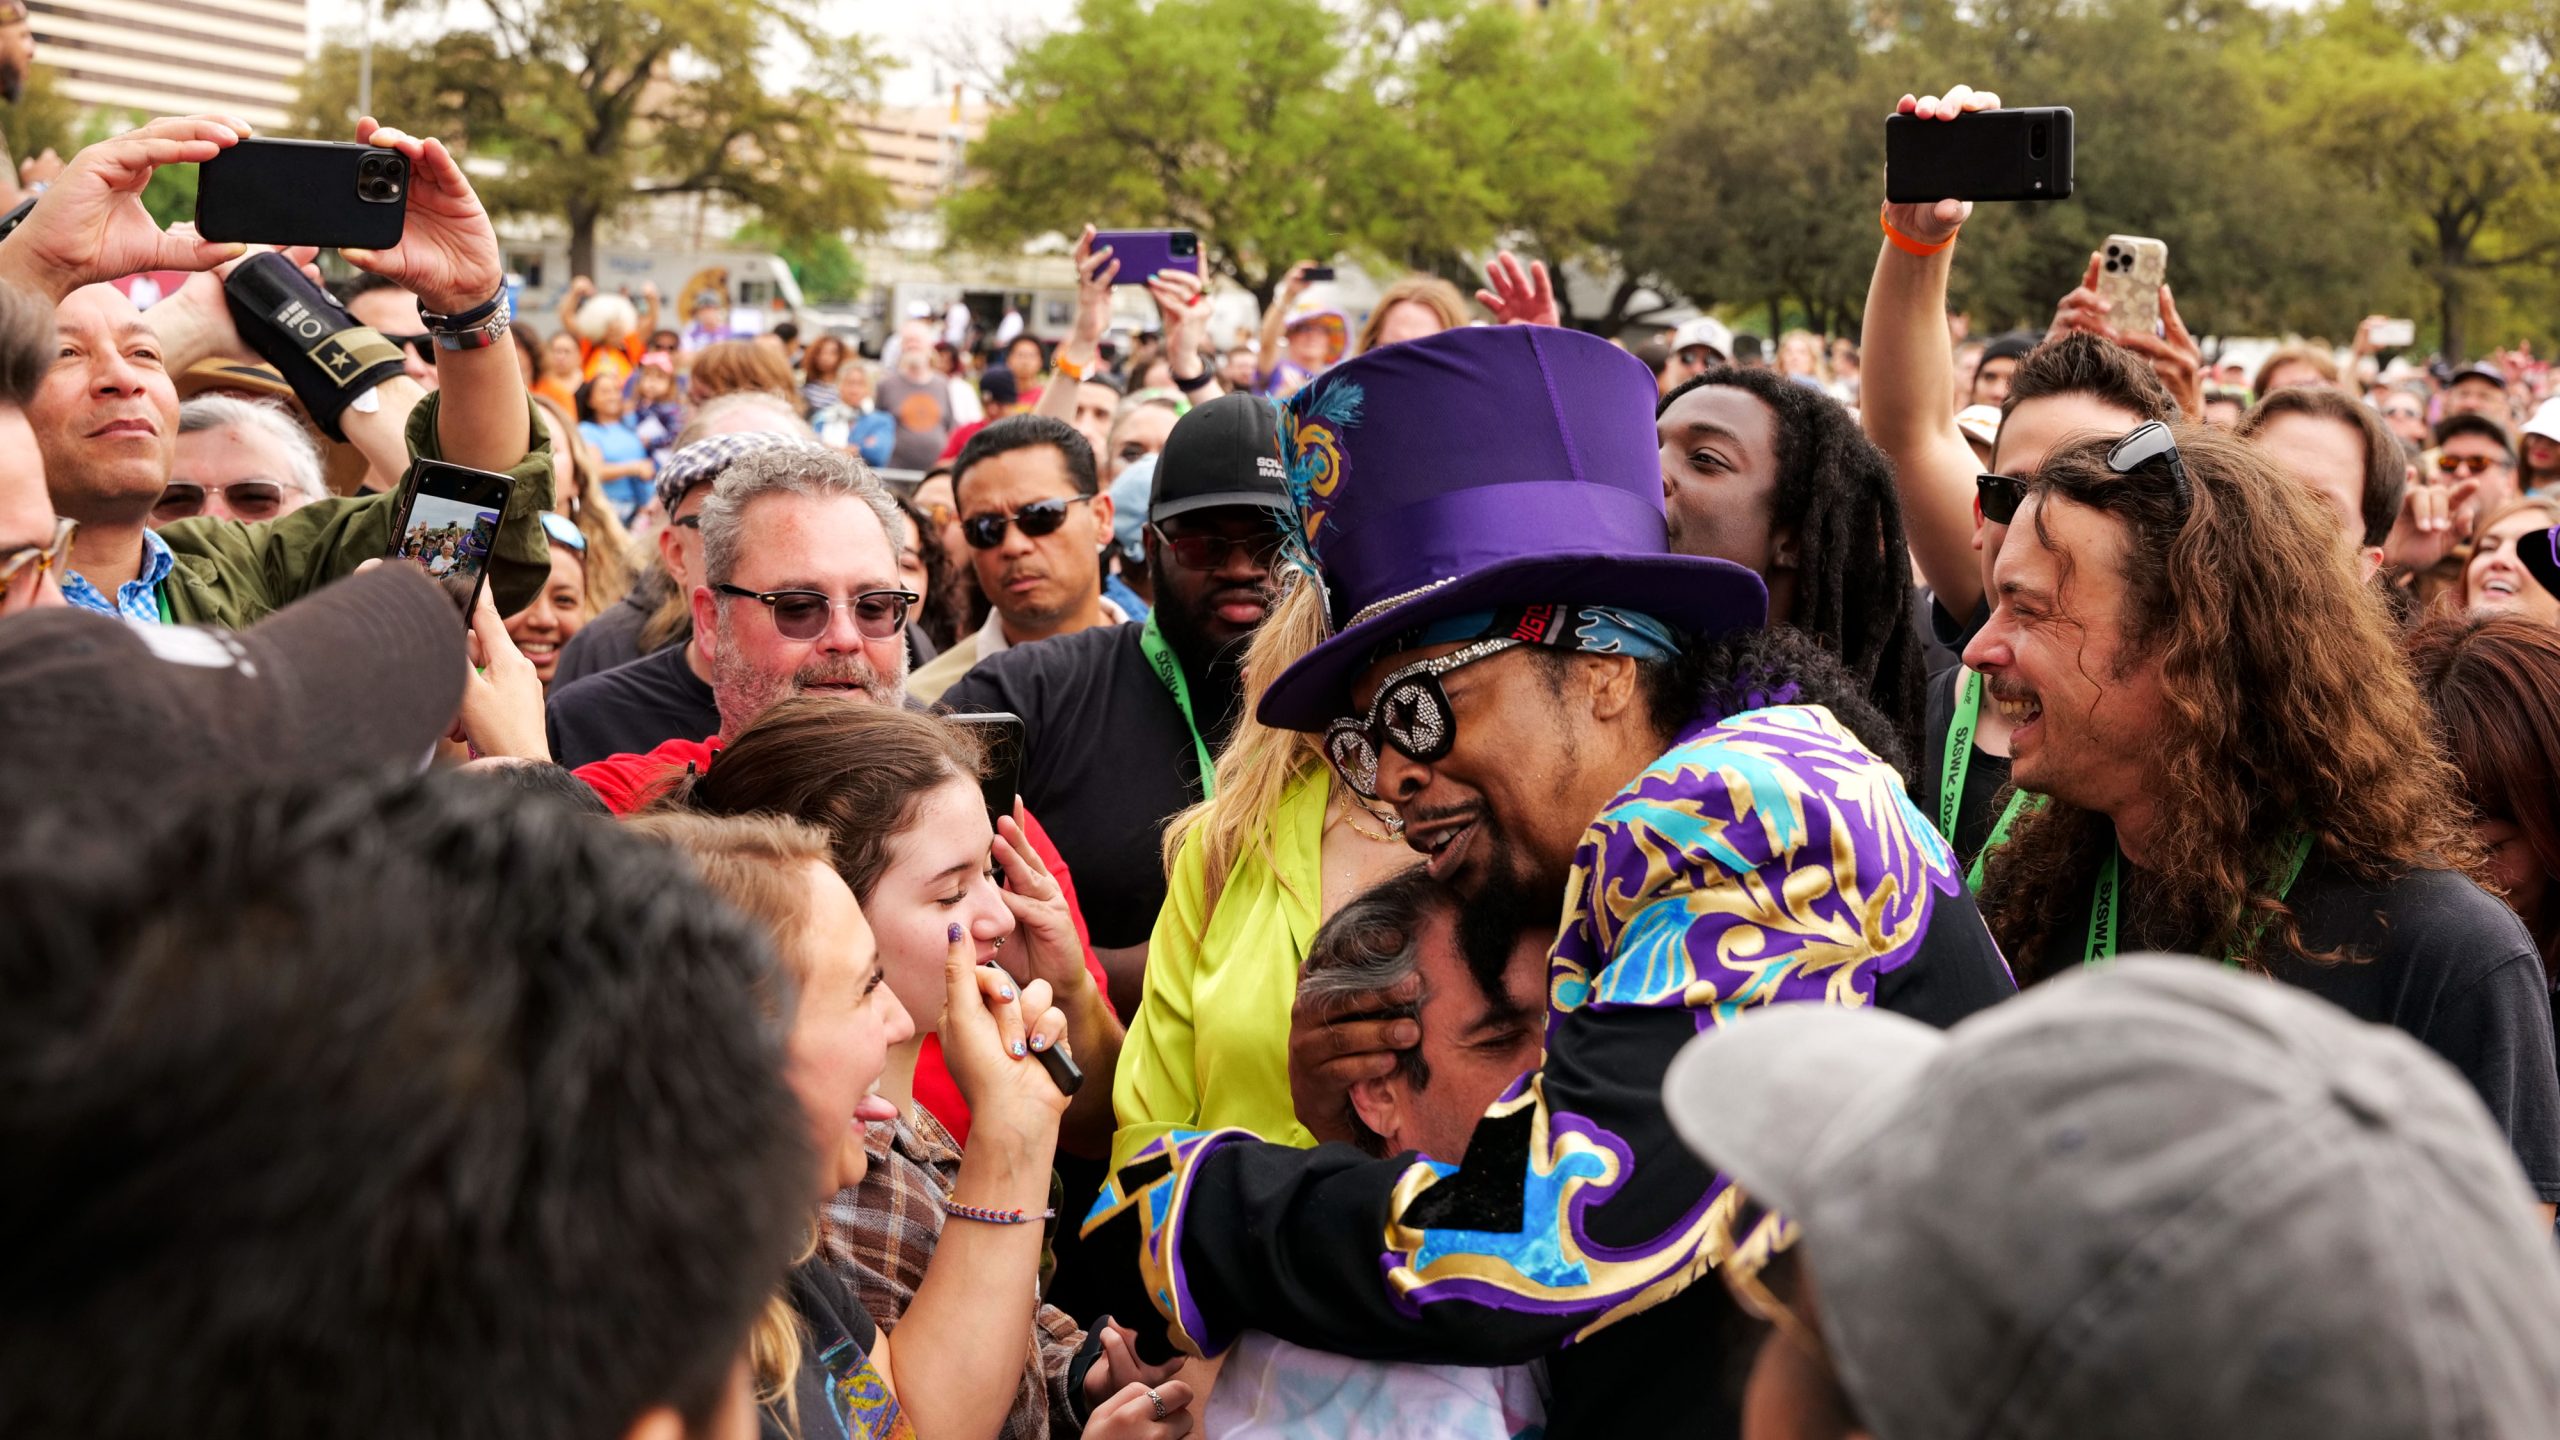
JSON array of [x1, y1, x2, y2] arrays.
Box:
[[2408, 612, 2560, 980], [653, 703, 1179, 1440], [1111, 576, 1420, 1170], [625, 811, 1174, 1440]]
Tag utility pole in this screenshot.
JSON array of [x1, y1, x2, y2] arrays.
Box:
[[356, 0, 376, 119]]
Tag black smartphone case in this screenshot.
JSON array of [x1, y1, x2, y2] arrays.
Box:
[[387, 459, 514, 622], [197, 139, 408, 250], [1884, 107, 2075, 204]]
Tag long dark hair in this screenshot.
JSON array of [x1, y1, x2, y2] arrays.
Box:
[[1660, 368, 1923, 758], [2407, 612, 2560, 979], [647, 697, 984, 902], [1981, 426, 2483, 981]]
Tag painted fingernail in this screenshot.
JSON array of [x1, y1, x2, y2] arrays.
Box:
[[1011, 1040, 1027, 1057], [1031, 1033, 1050, 1051], [999, 985, 1016, 1000], [948, 923, 962, 943]]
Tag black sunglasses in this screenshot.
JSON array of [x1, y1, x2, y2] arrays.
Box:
[[713, 585, 918, 641], [961, 496, 1091, 550], [1147, 521, 1283, 572], [1324, 637, 1521, 801], [385, 331, 439, 364], [1976, 421, 2191, 526]]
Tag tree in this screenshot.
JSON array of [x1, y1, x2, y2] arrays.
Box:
[[0, 63, 80, 177], [945, 0, 1640, 308], [2268, 0, 2560, 359], [738, 221, 864, 304], [291, 0, 892, 277]]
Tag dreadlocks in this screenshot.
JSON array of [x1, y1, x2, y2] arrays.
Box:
[[1660, 367, 1924, 757]]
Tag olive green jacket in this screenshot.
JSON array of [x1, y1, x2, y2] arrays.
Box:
[[155, 392, 555, 628]]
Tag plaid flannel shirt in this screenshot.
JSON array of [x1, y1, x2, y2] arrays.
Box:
[[823, 1106, 1083, 1440]]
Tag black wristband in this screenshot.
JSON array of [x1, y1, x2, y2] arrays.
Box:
[[420, 287, 505, 333], [1173, 366, 1214, 394], [0, 195, 36, 244], [223, 253, 407, 442]]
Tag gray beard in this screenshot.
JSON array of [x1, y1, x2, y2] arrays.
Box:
[[710, 621, 905, 738]]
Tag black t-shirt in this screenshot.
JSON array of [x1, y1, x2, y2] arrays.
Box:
[[545, 641, 719, 771], [940, 623, 1225, 948], [2036, 855, 2560, 1202], [1914, 660, 2012, 865]]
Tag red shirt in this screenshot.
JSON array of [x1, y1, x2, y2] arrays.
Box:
[[576, 734, 1112, 1144]]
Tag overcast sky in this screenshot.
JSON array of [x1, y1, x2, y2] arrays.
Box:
[[305, 0, 1056, 104]]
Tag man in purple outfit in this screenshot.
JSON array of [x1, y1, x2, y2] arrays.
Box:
[[1082, 326, 2015, 1438]]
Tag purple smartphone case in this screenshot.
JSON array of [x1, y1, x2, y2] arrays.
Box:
[[1092, 230, 1201, 284]]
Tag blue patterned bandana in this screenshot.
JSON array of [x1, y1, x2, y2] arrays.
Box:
[[1381, 604, 1682, 665]]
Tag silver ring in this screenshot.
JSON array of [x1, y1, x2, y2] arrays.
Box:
[[1145, 1387, 1166, 1422]]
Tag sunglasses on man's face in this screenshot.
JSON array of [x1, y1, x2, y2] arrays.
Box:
[[2436, 451, 2510, 476], [384, 332, 439, 365], [960, 496, 1091, 550], [155, 480, 288, 522], [1148, 521, 1282, 572], [1325, 637, 1522, 802], [713, 585, 917, 641]]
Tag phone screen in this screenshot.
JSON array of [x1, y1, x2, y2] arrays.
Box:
[[389, 460, 513, 621]]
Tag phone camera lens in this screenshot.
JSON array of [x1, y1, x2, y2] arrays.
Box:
[[2030, 123, 2050, 160]]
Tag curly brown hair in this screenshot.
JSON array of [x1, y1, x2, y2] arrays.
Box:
[[1981, 424, 2482, 982]]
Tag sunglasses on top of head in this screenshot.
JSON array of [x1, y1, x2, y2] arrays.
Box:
[[961, 495, 1092, 550], [1976, 420, 2191, 526]]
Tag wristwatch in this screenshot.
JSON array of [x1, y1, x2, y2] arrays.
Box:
[[420, 286, 514, 351]]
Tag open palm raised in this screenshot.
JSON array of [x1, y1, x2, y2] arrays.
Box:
[[341, 117, 504, 316]]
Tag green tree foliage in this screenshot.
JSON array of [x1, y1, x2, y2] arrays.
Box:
[[946, 0, 1639, 306], [2263, 0, 2560, 359], [291, 0, 892, 277], [0, 64, 80, 173], [1603, 0, 2419, 343], [738, 221, 865, 304]]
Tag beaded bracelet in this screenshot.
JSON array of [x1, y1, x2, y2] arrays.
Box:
[[943, 1199, 1058, 1226]]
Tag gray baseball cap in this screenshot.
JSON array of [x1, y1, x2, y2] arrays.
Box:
[[1662, 956, 2560, 1440]]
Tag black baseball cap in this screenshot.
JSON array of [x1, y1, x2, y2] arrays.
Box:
[[980, 367, 1019, 406], [0, 565, 466, 814], [2452, 361, 2510, 389], [1148, 392, 1292, 524], [1980, 329, 2041, 366]]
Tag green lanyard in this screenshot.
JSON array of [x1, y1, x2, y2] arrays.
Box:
[[1972, 791, 2314, 966], [1138, 612, 1216, 799], [154, 582, 170, 624], [1936, 667, 1983, 846]]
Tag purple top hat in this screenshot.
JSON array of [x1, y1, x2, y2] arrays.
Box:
[[1257, 325, 1768, 731]]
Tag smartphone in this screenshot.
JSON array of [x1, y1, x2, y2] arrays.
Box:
[[1302, 264, 1337, 283], [946, 712, 1027, 827], [2097, 235, 2167, 338], [1884, 107, 2075, 203], [2371, 318, 2418, 349], [385, 458, 514, 622], [197, 138, 409, 250], [1091, 229, 1202, 286]]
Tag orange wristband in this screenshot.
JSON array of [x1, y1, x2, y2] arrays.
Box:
[[1881, 208, 1957, 257], [1053, 352, 1088, 381]]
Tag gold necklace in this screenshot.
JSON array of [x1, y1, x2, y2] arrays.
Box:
[[1338, 805, 1405, 845]]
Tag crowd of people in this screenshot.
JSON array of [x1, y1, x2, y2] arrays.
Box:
[[6, 74, 2560, 1440]]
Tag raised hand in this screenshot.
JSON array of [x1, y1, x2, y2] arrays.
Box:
[[455, 583, 550, 760], [1883, 83, 2001, 246], [992, 806, 1093, 1002], [1069, 225, 1120, 350], [1146, 265, 1213, 361], [2046, 251, 2111, 344], [940, 924, 1073, 1156], [2117, 284, 2203, 420], [1476, 250, 1559, 327], [340, 118, 503, 316], [0, 114, 255, 300]]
